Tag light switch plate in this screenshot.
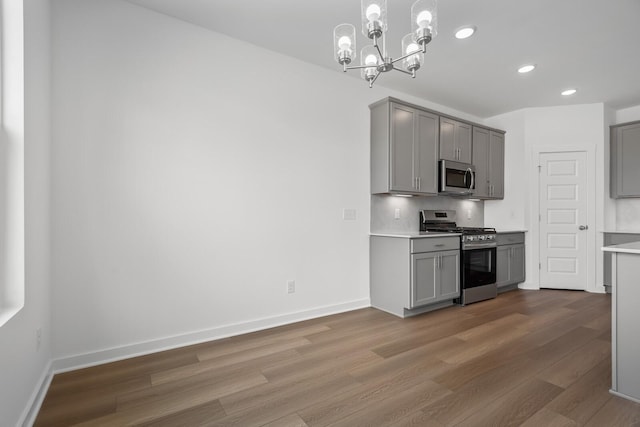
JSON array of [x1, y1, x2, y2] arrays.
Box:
[[343, 209, 357, 220]]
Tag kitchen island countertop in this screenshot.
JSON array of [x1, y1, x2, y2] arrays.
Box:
[[602, 241, 640, 254]]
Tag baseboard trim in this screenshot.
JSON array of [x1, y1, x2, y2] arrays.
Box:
[[52, 298, 370, 374], [518, 282, 540, 290], [20, 360, 53, 427]]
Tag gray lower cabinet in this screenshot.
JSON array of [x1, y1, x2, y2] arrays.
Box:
[[611, 121, 640, 198], [440, 117, 472, 163], [370, 236, 460, 318], [607, 250, 640, 402], [472, 127, 505, 199], [370, 100, 439, 195], [603, 233, 640, 289], [412, 250, 460, 307], [496, 233, 525, 289]]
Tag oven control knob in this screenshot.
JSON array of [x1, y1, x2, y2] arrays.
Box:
[[480, 235, 486, 240]]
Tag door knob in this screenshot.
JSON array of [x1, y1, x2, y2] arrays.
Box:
[[579, 225, 588, 230]]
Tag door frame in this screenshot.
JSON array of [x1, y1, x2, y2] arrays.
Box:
[[529, 145, 597, 292]]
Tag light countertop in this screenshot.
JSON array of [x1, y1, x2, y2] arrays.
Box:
[[495, 230, 528, 234], [602, 241, 640, 254], [370, 232, 461, 239], [601, 230, 640, 234]]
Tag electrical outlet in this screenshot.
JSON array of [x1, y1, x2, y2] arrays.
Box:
[[467, 209, 472, 220], [36, 327, 42, 351], [342, 209, 357, 221], [394, 208, 401, 219], [287, 280, 296, 294]]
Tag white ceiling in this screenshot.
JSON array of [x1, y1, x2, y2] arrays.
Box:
[[126, 0, 640, 118]]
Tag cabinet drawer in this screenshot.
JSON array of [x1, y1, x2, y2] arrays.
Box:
[[496, 233, 524, 246], [411, 237, 459, 253]]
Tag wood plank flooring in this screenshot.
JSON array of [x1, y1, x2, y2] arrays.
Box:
[[35, 290, 640, 426]]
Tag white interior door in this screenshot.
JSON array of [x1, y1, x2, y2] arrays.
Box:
[[539, 151, 588, 290]]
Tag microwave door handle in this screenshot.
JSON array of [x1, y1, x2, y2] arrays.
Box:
[[468, 168, 475, 191]]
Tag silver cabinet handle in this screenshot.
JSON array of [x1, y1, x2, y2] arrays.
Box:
[[579, 225, 589, 230], [417, 177, 421, 190]]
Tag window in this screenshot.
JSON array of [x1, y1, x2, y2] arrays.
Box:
[[0, 0, 25, 327]]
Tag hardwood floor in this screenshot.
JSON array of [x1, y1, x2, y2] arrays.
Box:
[[35, 290, 640, 426]]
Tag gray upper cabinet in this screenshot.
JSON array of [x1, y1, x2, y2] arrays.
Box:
[[489, 131, 505, 198], [440, 117, 472, 163], [611, 121, 640, 198], [471, 127, 505, 199], [371, 100, 439, 195], [472, 127, 490, 198]]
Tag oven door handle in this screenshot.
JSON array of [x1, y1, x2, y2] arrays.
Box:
[[463, 242, 497, 250]]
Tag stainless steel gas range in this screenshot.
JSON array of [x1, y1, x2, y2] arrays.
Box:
[[420, 210, 497, 305]]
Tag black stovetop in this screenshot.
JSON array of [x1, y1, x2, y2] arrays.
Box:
[[421, 225, 497, 235]]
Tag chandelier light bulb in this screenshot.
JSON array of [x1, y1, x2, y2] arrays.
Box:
[[416, 10, 432, 28], [406, 42, 420, 55], [366, 3, 382, 22], [338, 36, 352, 51], [402, 33, 423, 72], [365, 54, 378, 66]]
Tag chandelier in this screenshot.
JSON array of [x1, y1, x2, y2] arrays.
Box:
[[333, 0, 438, 87]]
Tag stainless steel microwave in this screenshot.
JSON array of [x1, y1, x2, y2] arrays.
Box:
[[439, 159, 475, 195]]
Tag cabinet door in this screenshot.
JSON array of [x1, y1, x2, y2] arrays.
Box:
[[495, 245, 511, 288], [613, 123, 640, 197], [456, 122, 473, 163], [411, 252, 438, 307], [390, 103, 417, 192], [510, 244, 526, 284], [415, 110, 439, 194], [472, 127, 490, 198], [438, 250, 460, 299], [439, 117, 457, 161], [489, 131, 505, 198]]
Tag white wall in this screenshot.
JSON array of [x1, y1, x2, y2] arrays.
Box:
[[50, 0, 483, 368], [616, 104, 640, 124], [0, 0, 52, 425], [485, 104, 610, 292]]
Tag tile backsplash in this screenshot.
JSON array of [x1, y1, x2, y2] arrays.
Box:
[[616, 199, 640, 230], [371, 194, 485, 233]]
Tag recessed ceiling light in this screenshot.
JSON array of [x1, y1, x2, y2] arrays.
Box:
[[455, 26, 476, 39], [561, 88, 577, 96], [518, 64, 536, 73]]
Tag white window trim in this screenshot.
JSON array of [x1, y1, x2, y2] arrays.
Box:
[[0, 0, 25, 327]]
